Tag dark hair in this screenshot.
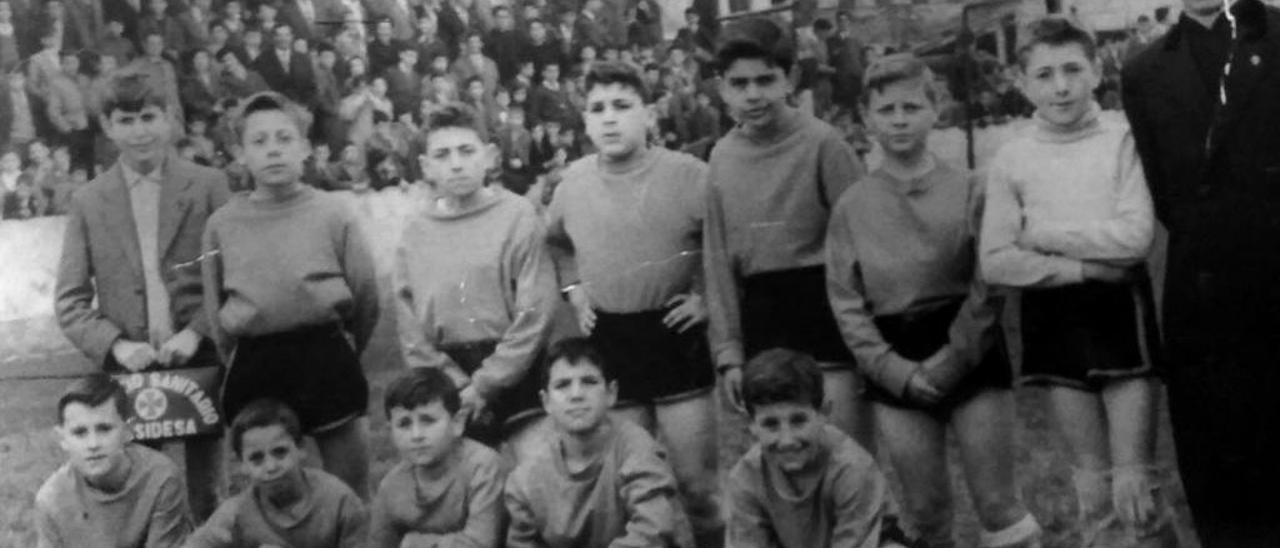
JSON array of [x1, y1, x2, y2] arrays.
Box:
[[231, 91, 313, 143], [1017, 16, 1097, 69], [584, 60, 650, 103], [542, 337, 614, 387], [741, 348, 824, 416], [216, 46, 247, 65], [100, 72, 169, 117], [383, 368, 461, 417], [861, 52, 939, 106], [813, 18, 833, 32], [491, 4, 510, 16], [422, 102, 486, 144], [372, 109, 391, 124], [715, 17, 795, 74], [57, 374, 130, 424], [229, 399, 303, 457]]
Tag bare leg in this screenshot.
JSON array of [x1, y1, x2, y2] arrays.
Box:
[[874, 402, 954, 547], [1046, 386, 1117, 547], [655, 391, 723, 547], [819, 366, 876, 454], [1102, 377, 1177, 547], [953, 388, 1040, 546]]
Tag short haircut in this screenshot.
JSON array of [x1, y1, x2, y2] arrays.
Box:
[[100, 72, 168, 117], [383, 368, 462, 417], [230, 91, 313, 144], [229, 399, 303, 457], [422, 102, 485, 144], [715, 17, 795, 74], [861, 52, 939, 106], [741, 348, 824, 416], [584, 60, 651, 103], [1016, 16, 1097, 69], [57, 374, 130, 424], [216, 46, 246, 65], [813, 18, 833, 32], [542, 337, 615, 387]]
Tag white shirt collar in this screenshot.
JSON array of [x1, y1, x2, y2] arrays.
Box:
[[122, 161, 164, 188]]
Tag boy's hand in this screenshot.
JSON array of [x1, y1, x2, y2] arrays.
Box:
[[111, 339, 157, 372], [721, 366, 746, 413], [566, 286, 597, 335], [905, 371, 943, 406], [459, 385, 485, 422], [662, 293, 707, 333], [157, 329, 201, 367]]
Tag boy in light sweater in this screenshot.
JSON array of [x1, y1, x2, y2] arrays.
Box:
[[702, 17, 871, 448], [184, 399, 369, 548], [369, 368, 506, 548], [726, 349, 894, 548], [545, 60, 721, 544], [504, 338, 695, 548], [979, 17, 1173, 547], [36, 374, 193, 548], [202, 91, 380, 498]]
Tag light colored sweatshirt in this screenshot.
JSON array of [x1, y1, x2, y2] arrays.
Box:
[[703, 106, 864, 367], [546, 148, 708, 313], [36, 444, 192, 548], [504, 418, 695, 548], [826, 159, 1001, 397], [980, 104, 1155, 288], [369, 439, 506, 548], [726, 425, 887, 548], [393, 187, 558, 401], [202, 185, 380, 353]]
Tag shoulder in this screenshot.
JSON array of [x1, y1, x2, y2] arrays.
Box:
[[307, 468, 365, 507], [459, 439, 506, 480], [172, 157, 230, 186], [494, 188, 544, 225], [375, 460, 414, 495], [654, 148, 709, 181], [726, 444, 765, 487], [35, 464, 76, 511], [612, 420, 670, 469], [130, 444, 184, 478], [820, 426, 880, 486]]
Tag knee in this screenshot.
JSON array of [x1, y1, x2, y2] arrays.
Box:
[[901, 492, 953, 542]]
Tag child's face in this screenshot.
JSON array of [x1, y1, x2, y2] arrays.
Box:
[[748, 401, 826, 473], [495, 90, 511, 107], [432, 56, 449, 74], [864, 78, 936, 159], [241, 110, 309, 188], [28, 142, 49, 163], [0, 152, 19, 171], [389, 400, 464, 467], [540, 359, 617, 436], [584, 83, 650, 161], [1018, 42, 1100, 127], [313, 144, 330, 162], [238, 424, 304, 487], [720, 58, 791, 133], [423, 126, 492, 200], [53, 148, 70, 169], [57, 399, 132, 484]]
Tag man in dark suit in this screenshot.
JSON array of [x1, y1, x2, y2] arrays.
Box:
[[485, 5, 527, 84], [55, 73, 231, 521], [103, 0, 145, 46], [279, 0, 323, 43], [253, 23, 316, 106], [1122, 1, 1280, 545]]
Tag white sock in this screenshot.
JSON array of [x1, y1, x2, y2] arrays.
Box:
[[979, 513, 1042, 548]]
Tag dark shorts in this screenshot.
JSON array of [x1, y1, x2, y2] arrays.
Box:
[[742, 266, 854, 364], [222, 324, 369, 434], [437, 339, 544, 444], [591, 307, 717, 405], [865, 298, 1013, 409], [1020, 273, 1163, 391]]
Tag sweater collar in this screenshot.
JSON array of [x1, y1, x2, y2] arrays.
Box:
[[737, 105, 805, 144], [425, 185, 505, 220], [1032, 101, 1104, 144]]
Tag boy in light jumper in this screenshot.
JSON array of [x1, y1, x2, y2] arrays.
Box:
[[702, 17, 872, 448], [726, 349, 896, 548], [504, 338, 695, 548], [36, 374, 193, 548], [979, 17, 1175, 548], [545, 60, 721, 545], [184, 400, 369, 548], [826, 53, 1042, 548], [202, 91, 380, 498], [369, 368, 506, 548]]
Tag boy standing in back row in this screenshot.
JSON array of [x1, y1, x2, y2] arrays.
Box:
[[703, 17, 870, 447]]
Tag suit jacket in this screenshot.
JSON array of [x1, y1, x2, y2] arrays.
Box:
[[279, 0, 323, 43], [366, 0, 417, 41], [253, 49, 317, 106], [1122, 0, 1280, 359], [383, 64, 422, 117], [55, 156, 232, 367], [62, 0, 104, 52], [103, 0, 145, 46]]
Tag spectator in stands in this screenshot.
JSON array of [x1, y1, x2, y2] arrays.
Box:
[[414, 13, 449, 75], [452, 33, 500, 101], [0, 1, 21, 74], [486, 6, 527, 84], [46, 50, 91, 168], [367, 18, 399, 77], [385, 43, 422, 119], [180, 49, 218, 120], [3, 70, 38, 152], [138, 0, 187, 59], [213, 47, 269, 100], [254, 23, 316, 107], [128, 32, 184, 123]]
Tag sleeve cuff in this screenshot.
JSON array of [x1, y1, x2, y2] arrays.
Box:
[[878, 353, 919, 399], [715, 344, 745, 370]]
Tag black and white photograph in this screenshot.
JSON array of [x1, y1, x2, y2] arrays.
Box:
[[1, 0, 1277, 546]]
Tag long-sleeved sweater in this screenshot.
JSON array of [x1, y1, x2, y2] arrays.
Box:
[[369, 439, 506, 548], [393, 188, 558, 401], [36, 445, 192, 548], [202, 185, 380, 353], [704, 106, 864, 366], [826, 159, 1001, 397], [726, 425, 887, 548], [546, 148, 708, 313], [980, 104, 1155, 289], [504, 419, 695, 548], [184, 468, 368, 548]]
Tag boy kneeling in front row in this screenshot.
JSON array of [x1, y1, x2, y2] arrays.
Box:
[[36, 374, 194, 548], [185, 399, 368, 548], [728, 348, 910, 548], [504, 337, 695, 548]]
